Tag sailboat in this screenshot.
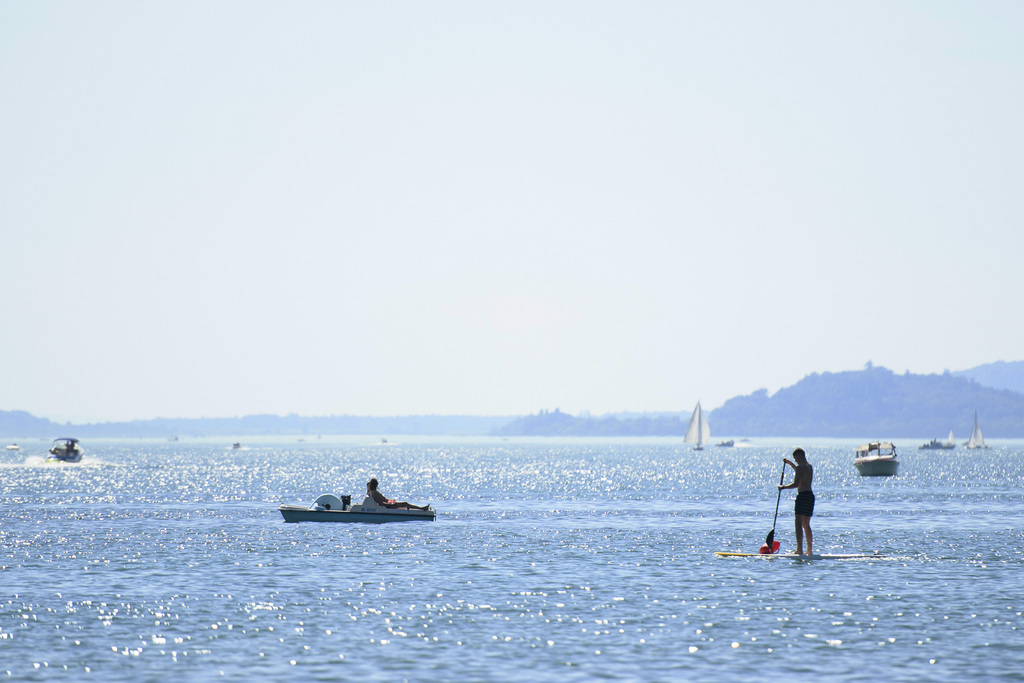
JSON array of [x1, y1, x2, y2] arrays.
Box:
[[684, 401, 710, 450], [966, 411, 989, 449]]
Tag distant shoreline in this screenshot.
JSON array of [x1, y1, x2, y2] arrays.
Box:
[[5, 363, 1024, 439]]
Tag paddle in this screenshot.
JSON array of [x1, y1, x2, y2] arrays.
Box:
[[762, 460, 787, 554]]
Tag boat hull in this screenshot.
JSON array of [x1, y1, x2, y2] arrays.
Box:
[[855, 457, 899, 476], [278, 504, 435, 523], [46, 452, 83, 463]]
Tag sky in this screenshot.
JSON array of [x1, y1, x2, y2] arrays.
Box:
[[2, 2, 1023, 423]]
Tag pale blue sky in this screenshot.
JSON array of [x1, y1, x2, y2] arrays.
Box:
[[2, 2, 1022, 422]]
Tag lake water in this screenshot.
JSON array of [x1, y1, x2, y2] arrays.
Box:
[[1, 437, 1022, 681]]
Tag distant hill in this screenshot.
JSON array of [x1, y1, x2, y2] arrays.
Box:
[[498, 364, 1024, 437], [954, 360, 1024, 395], [710, 364, 1024, 438], [493, 409, 688, 437], [0, 410, 58, 437], [0, 412, 514, 439]]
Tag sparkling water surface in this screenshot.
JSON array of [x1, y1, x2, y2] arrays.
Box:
[[2, 437, 1022, 681]]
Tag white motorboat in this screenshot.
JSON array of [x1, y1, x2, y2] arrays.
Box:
[[854, 441, 899, 476], [683, 401, 710, 451], [5, 443, 20, 451], [46, 438, 83, 463], [278, 494, 436, 523]]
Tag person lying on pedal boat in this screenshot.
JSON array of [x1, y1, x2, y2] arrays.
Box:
[[367, 478, 430, 511]]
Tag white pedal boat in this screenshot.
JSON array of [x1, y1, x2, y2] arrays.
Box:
[[278, 494, 436, 523]]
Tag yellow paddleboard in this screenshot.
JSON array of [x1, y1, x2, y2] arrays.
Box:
[[715, 551, 880, 559]]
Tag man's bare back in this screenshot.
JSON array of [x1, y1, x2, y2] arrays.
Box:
[[792, 461, 813, 492]]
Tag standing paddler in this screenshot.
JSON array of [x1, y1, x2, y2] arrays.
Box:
[[778, 448, 814, 555]]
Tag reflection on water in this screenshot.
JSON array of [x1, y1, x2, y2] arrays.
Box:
[[1, 439, 1023, 681]]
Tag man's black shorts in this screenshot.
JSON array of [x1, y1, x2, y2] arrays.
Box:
[[795, 491, 815, 517]]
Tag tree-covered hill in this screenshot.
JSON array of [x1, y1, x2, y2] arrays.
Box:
[[499, 365, 1024, 437], [954, 360, 1024, 395], [0, 412, 512, 439], [710, 364, 1024, 437], [493, 409, 688, 437]]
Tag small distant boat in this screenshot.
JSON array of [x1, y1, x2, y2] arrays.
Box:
[[716, 440, 735, 448], [683, 401, 710, 451], [919, 430, 956, 450], [231, 442, 242, 450], [854, 441, 899, 476], [46, 438, 83, 463], [5, 443, 20, 451], [966, 411, 990, 449], [278, 494, 436, 523]]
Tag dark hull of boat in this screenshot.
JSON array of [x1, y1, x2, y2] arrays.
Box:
[[278, 504, 435, 523], [46, 452, 83, 463]]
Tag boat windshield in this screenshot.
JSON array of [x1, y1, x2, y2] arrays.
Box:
[[856, 442, 896, 456]]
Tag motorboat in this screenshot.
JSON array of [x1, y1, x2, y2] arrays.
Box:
[[278, 494, 436, 523], [716, 440, 735, 448], [854, 441, 899, 476], [919, 430, 955, 450], [46, 438, 83, 463], [5, 443, 20, 451]]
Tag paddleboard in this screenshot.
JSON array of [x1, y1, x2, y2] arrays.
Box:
[[715, 551, 880, 559]]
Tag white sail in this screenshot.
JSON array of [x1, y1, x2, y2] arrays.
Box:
[[967, 411, 986, 449], [684, 401, 710, 448], [947, 429, 955, 446]]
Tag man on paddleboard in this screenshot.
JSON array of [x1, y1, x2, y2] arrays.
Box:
[[779, 448, 814, 555]]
